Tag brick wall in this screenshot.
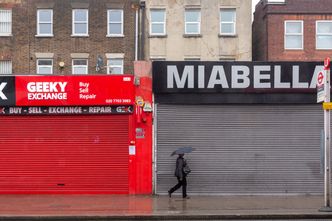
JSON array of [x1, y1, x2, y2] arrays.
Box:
[[0, 0, 136, 75]]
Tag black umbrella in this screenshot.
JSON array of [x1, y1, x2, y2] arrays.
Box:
[[171, 147, 195, 156]]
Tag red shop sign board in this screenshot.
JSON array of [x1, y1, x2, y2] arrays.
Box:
[[15, 75, 135, 106]]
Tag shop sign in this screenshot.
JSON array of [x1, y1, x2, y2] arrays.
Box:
[[0, 75, 135, 106], [0, 105, 133, 115]]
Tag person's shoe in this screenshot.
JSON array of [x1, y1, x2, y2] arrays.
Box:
[[168, 191, 172, 198], [183, 196, 190, 199]]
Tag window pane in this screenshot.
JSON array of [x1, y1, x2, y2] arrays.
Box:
[[0, 10, 11, 35], [151, 10, 165, 22], [39, 24, 52, 34], [109, 59, 122, 66], [286, 22, 302, 34], [73, 59, 87, 65], [185, 11, 199, 22], [74, 23, 87, 34], [39, 10, 52, 22], [109, 24, 122, 34], [109, 11, 122, 22], [73, 67, 87, 74], [285, 36, 302, 48], [317, 35, 332, 49], [0, 10, 11, 22], [74, 10, 87, 21], [186, 23, 199, 34], [110, 66, 122, 74], [318, 22, 332, 34], [38, 60, 52, 65], [151, 24, 164, 34], [38, 67, 52, 74], [221, 23, 234, 34], [0, 61, 12, 75], [221, 10, 235, 22]]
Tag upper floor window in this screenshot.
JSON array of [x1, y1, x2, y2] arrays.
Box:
[[316, 21, 332, 50], [150, 9, 166, 36], [107, 9, 123, 37], [0, 9, 12, 36], [220, 9, 236, 35], [284, 21, 303, 50], [37, 9, 53, 36], [72, 9, 88, 36], [0, 61, 12, 74], [185, 9, 200, 35], [107, 58, 123, 74], [37, 59, 53, 74], [72, 59, 88, 74]]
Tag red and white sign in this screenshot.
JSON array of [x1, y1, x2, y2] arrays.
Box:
[[15, 75, 135, 106], [317, 71, 324, 87]]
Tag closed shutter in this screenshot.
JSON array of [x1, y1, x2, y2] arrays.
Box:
[[0, 115, 129, 193], [156, 104, 324, 195], [0, 61, 12, 75], [0, 10, 12, 35]]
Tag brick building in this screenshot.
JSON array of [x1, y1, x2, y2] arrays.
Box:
[[253, 0, 332, 61], [0, 0, 137, 75]]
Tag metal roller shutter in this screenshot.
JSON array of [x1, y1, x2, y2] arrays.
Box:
[[156, 104, 324, 195], [0, 115, 129, 193]]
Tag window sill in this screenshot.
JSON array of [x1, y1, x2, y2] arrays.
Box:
[[149, 34, 167, 38], [71, 34, 89, 37], [35, 35, 54, 38], [106, 35, 125, 38], [183, 34, 202, 38], [0, 34, 12, 37], [284, 48, 303, 50], [219, 34, 237, 38]]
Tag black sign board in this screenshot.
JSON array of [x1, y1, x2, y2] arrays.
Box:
[[0, 77, 15, 106], [153, 61, 324, 104], [0, 106, 133, 116]]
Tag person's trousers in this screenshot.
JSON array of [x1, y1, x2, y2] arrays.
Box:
[[169, 176, 187, 198]]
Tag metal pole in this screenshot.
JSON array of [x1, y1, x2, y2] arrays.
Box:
[[325, 68, 331, 208]]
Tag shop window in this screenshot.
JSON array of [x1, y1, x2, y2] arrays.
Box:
[[37, 9, 53, 36], [0, 9, 12, 36], [316, 21, 332, 50], [285, 20, 303, 50]]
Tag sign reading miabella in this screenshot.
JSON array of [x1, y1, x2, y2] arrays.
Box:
[[153, 61, 323, 93]]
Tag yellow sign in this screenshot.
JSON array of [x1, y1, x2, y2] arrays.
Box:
[[323, 102, 332, 110]]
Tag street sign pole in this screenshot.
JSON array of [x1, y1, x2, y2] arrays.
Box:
[[320, 57, 332, 212]]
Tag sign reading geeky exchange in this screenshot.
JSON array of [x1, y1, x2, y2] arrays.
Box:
[[0, 75, 135, 106], [152, 61, 324, 103]]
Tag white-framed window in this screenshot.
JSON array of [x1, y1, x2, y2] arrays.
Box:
[[150, 9, 166, 36], [107, 58, 123, 74], [72, 9, 88, 36], [72, 59, 88, 74], [284, 20, 303, 50], [0, 61, 12, 74], [37, 9, 53, 36], [107, 9, 123, 37], [37, 59, 53, 74], [0, 9, 12, 36], [316, 21, 332, 50], [185, 9, 201, 35], [220, 8, 236, 35]]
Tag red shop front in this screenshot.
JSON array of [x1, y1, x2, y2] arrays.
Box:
[[0, 75, 152, 194]]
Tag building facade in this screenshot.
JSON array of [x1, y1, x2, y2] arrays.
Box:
[[0, 0, 137, 75], [253, 0, 332, 61], [144, 0, 252, 61]]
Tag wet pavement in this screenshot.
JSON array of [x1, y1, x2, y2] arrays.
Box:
[[0, 194, 331, 220]]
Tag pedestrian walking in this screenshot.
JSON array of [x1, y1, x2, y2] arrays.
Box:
[[168, 153, 191, 199]]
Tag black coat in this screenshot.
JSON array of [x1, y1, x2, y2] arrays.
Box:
[[174, 156, 187, 179]]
